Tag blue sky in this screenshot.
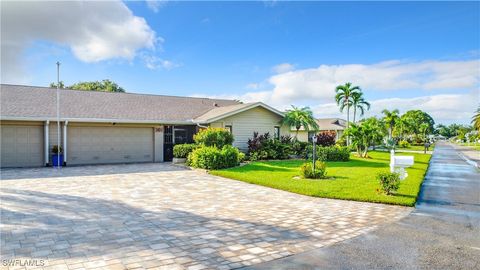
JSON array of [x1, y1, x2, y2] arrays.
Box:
[[1, 1, 479, 124]]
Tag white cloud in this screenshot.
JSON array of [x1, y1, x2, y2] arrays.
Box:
[[146, 0, 168, 13], [272, 63, 295, 73], [1, 0, 158, 83], [142, 55, 180, 70]]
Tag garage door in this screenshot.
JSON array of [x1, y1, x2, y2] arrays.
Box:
[[1, 125, 44, 167], [69, 126, 154, 165]]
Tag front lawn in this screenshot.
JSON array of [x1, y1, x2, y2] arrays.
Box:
[[398, 144, 435, 152], [457, 143, 480, 151], [211, 151, 431, 206]]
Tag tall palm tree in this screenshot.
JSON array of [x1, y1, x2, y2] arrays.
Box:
[[382, 109, 400, 139], [472, 106, 480, 132], [282, 106, 319, 139], [335, 82, 361, 144], [351, 92, 370, 123]]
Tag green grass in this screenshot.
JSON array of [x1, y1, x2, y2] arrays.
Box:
[[398, 144, 434, 151], [211, 151, 431, 207], [457, 143, 480, 151]]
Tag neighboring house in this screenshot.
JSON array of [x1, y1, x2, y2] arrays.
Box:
[[294, 118, 347, 142], [0, 84, 287, 168]]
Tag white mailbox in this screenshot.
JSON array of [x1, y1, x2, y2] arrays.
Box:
[[390, 150, 414, 180]]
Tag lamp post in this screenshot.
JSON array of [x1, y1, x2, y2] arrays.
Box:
[[312, 134, 318, 173], [56, 61, 61, 168]]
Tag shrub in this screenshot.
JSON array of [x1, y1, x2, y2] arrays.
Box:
[[398, 140, 410, 148], [306, 146, 350, 161], [377, 171, 401, 195], [188, 145, 243, 169], [300, 161, 327, 179], [291, 141, 309, 157], [316, 131, 336, 147], [194, 127, 234, 148], [173, 144, 197, 158], [247, 132, 291, 160], [52, 145, 63, 154]]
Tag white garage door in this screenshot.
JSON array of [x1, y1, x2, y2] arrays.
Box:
[[69, 126, 154, 165], [1, 125, 44, 168]]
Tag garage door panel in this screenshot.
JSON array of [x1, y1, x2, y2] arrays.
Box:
[[69, 126, 154, 165], [1, 125, 44, 167]]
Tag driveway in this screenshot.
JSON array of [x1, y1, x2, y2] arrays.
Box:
[[1, 163, 410, 270], [247, 142, 480, 270]]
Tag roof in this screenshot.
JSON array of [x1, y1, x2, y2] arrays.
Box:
[[0, 84, 240, 123], [291, 118, 347, 131], [193, 102, 285, 123]]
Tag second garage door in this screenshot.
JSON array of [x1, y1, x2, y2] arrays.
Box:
[[69, 126, 154, 165], [1, 125, 44, 168]]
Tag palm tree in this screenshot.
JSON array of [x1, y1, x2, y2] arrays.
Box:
[[472, 106, 480, 131], [382, 109, 400, 139], [335, 82, 361, 144], [351, 92, 370, 123], [282, 106, 319, 139]]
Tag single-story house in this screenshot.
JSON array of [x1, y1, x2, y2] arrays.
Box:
[[294, 118, 346, 142], [0, 84, 289, 167]]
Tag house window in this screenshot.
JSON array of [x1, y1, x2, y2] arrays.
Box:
[[225, 125, 232, 133], [274, 126, 280, 140]]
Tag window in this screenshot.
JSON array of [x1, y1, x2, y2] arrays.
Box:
[[225, 125, 232, 133], [274, 126, 280, 140]]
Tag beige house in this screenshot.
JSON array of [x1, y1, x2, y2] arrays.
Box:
[[294, 118, 347, 142], [0, 84, 287, 167]]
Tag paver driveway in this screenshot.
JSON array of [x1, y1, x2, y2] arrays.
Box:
[[1, 163, 411, 270]]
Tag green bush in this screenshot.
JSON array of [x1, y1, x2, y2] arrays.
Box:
[[173, 144, 197, 158], [398, 140, 410, 148], [194, 127, 234, 148], [306, 146, 350, 161], [292, 141, 309, 157], [377, 171, 401, 195], [247, 132, 291, 160], [188, 145, 243, 169], [300, 161, 327, 179]]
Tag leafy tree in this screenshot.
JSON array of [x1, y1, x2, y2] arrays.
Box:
[[49, 81, 65, 88], [335, 82, 362, 144], [362, 117, 386, 150], [382, 109, 400, 139], [420, 123, 430, 141], [282, 106, 319, 139], [472, 106, 480, 132], [351, 91, 370, 123], [49, 79, 125, 92], [402, 110, 435, 136], [345, 120, 382, 158]]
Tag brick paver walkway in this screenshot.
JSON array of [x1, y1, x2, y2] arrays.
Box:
[[0, 163, 411, 270]]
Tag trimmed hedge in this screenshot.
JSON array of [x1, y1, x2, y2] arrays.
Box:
[[188, 145, 244, 170], [173, 144, 197, 158], [194, 127, 234, 148], [307, 146, 351, 161]]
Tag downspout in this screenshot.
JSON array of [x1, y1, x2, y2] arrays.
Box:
[[63, 121, 68, 166]]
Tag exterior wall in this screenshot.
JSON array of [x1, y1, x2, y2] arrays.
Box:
[[209, 107, 287, 151], [48, 122, 63, 164], [295, 129, 344, 142]]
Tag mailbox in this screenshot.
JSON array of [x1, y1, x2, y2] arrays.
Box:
[[390, 151, 414, 180]]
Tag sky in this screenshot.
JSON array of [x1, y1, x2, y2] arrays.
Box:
[[1, 0, 479, 125]]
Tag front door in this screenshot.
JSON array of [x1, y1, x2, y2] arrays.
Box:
[[163, 125, 173, 161]]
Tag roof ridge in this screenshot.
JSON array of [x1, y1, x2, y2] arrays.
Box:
[[0, 83, 240, 103]]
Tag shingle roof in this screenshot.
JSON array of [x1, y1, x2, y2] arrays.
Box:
[[316, 118, 347, 130], [0, 84, 240, 123], [193, 102, 285, 123]]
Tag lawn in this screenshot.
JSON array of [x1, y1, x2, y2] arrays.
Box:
[[398, 144, 435, 152], [211, 151, 431, 206], [457, 143, 480, 151]]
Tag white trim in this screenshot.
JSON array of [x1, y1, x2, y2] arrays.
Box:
[[63, 121, 68, 164], [0, 116, 193, 125], [44, 121, 49, 166], [195, 102, 285, 124]]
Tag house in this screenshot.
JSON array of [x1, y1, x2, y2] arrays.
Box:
[[294, 118, 346, 142], [0, 84, 288, 167]]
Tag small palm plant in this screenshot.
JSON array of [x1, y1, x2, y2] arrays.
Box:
[[282, 106, 319, 139], [382, 109, 400, 139]]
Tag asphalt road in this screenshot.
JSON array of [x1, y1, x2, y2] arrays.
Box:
[[245, 142, 480, 270]]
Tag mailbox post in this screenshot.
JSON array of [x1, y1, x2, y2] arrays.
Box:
[[312, 135, 318, 173]]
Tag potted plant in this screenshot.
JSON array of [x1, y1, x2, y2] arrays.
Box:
[[52, 145, 63, 167]]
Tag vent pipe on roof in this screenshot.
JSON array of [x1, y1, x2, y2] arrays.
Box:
[[213, 102, 218, 107]]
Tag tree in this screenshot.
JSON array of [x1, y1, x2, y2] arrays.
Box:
[[420, 123, 430, 141], [472, 106, 480, 132], [49, 79, 125, 92], [49, 81, 65, 88], [351, 91, 370, 123], [345, 120, 382, 158], [362, 117, 386, 150], [282, 106, 319, 139], [335, 82, 362, 144], [382, 109, 400, 139], [402, 110, 435, 136]]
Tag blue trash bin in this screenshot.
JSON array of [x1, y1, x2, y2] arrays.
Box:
[[52, 154, 64, 167]]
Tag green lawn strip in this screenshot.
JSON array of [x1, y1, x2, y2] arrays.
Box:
[[457, 143, 480, 151], [210, 151, 431, 207], [398, 144, 435, 151]]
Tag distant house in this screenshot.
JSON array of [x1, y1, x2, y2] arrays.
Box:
[[294, 118, 347, 142], [0, 84, 288, 167]]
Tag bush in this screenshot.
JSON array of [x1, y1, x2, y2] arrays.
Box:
[[52, 145, 63, 154], [247, 132, 291, 161], [194, 127, 234, 148], [300, 161, 327, 179], [173, 144, 197, 158], [316, 131, 336, 147], [188, 145, 243, 169], [398, 140, 410, 148], [291, 141, 309, 157], [306, 146, 350, 161], [377, 171, 401, 195]]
